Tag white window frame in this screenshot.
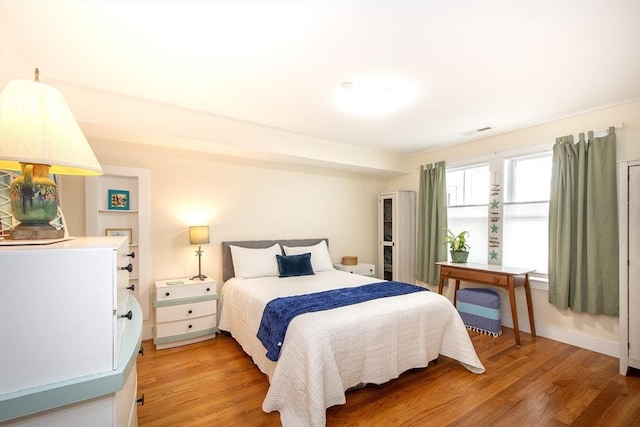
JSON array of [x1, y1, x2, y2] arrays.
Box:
[[445, 143, 553, 291]]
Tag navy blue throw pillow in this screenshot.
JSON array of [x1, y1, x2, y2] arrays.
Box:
[[276, 253, 315, 278]]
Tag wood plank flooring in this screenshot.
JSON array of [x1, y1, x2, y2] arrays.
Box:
[[137, 329, 640, 426]]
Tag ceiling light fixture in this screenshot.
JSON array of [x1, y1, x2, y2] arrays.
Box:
[[335, 78, 415, 117]]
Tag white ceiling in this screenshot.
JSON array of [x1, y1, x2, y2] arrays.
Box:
[[1, 0, 639, 158]]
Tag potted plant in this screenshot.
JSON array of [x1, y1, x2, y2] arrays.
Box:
[[444, 229, 470, 263]]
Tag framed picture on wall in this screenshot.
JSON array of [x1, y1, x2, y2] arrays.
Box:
[[108, 189, 130, 210], [105, 228, 132, 244]]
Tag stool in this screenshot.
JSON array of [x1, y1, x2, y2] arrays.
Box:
[[456, 288, 502, 337]]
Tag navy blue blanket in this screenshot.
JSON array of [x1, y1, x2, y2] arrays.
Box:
[[257, 281, 428, 361]]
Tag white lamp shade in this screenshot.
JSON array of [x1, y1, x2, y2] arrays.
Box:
[[189, 226, 210, 245], [0, 79, 103, 175]]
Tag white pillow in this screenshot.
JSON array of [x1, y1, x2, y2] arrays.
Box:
[[230, 243, 281, 279], [283, 240, 334, 272]]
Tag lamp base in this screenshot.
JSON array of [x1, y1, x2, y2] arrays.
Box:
[[190, 274, 207, 281], [9, 224, 63, 240]]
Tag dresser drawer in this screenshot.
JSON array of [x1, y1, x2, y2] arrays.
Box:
[[155, 280, 215, 301], [155, 315, 217, 338], [440, 266, 509, 286], [156, 300, 217, 323]]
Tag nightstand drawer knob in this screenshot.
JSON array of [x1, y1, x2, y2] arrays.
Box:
[[188, 310, 193, 314], [127, 284, 135, 291], [120, 263, 133, 273], [165, 292, 170, 297], [127, 252, 135, 258], [188, 324, 193, 329], [206, 287, 211, 292], [120, 310, 133, 320]]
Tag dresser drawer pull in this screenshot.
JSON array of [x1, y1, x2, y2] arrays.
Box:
[[206, 287, 211, 292], [127, 251, 135, 259], [127, 284, 135, 291], [120, 310, 133, 320], [137, 394, 145, 405], [120, 263, 133, 273], [188, 324, 193, 329], [165, 292, 170, 297], [139, 346, 144, 356], [188, 310, 193, 314]]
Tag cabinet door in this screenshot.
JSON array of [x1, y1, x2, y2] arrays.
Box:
[[379, 194, 396, 281], [629, 164, 640, 368], [378, 191, 416, 284]]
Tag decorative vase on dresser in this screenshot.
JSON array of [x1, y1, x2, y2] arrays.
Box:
[[0, 236, 143, 426], [378, 190, 416, 283]]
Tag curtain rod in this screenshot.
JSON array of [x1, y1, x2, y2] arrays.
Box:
[[417, 123, 625, 169], [591, 123, 624, 134]]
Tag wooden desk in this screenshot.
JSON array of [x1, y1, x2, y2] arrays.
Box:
[[437, 262, 536, 346]]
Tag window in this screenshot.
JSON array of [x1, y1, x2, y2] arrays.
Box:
[[446, 150, 552, 277], [446, 164, 489, 264], [503, 153, 552, 275]]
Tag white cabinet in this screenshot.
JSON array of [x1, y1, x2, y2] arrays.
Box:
[[619, 160, 640, 375], [334, 262, 376, 277], [86, 165, 150, 320], [153, 278, 218, 349], [0, 237, 142, 425], [378, 191, 416, 283]]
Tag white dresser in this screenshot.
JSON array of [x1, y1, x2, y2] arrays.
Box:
[[0, 236, 142, 426], [153, 278, 218, 349]]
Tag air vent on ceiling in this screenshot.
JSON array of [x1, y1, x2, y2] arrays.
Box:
[[462, 126, 493, 136]]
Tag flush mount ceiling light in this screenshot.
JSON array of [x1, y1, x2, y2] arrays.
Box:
[[335, 78, 415, 117]]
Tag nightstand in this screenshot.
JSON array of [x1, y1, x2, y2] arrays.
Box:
[[334, 262, 376, 277], [153, 278, 218, 350]]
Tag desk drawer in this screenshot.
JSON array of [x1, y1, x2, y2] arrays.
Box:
[[441, 266, 509, 286]]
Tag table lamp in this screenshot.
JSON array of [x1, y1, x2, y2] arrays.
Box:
[[0, 68, 103, 240], [189, 225, 209, 280]]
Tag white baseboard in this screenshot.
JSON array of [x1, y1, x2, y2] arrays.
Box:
[[142, 323, 154, 341], [500, 316, 619, 358]]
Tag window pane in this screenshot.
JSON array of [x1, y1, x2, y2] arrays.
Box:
[[465, 165, 489, 205], [447, 205, 488, 263], [502, 202, 548, 274], [447, 164, 489, 206], [446, 169, 464, 206], [506, 153, 552, 203]]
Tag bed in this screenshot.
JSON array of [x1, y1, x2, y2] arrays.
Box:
[[218, 238, 484, 426]]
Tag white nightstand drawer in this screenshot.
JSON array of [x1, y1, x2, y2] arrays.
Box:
[[156, 300, 217, 323], [155, 314, 217, 338], [155, 279, 215, 301], [334, 262, 376, 276]]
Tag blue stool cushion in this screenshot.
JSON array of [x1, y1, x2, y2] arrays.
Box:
[[456, 288, 502, 337]]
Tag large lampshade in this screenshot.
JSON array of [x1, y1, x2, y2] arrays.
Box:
[[0, 79, 103, 175], [0, 72, 103, 240]]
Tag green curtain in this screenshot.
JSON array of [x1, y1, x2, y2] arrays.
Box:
[[548, 127, 618, 316], [417, 161, 448, 285]]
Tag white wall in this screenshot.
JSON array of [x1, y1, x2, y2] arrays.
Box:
[[61, 138, 384, 292], [384, 101, 640, 358]]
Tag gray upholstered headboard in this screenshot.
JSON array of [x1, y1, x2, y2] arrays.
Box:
[[221, 238, 329, 282]]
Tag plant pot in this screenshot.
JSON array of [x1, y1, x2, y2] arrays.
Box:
[[450, 250, 469, 263]]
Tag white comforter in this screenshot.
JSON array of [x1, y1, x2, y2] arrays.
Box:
[[218, 270, 484, 426]]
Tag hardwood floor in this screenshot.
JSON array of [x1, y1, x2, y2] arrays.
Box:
[[137, 329, 640, 426]]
